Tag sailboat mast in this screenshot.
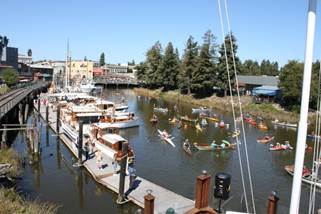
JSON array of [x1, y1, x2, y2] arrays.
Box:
[[289, 0, 317, 213], [65, 38, 70, 87]]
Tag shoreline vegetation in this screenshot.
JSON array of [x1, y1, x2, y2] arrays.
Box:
[[0, 149, 58, 214], [133, 87, 300, 123]]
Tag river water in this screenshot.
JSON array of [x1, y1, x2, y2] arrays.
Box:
[[11, 88, 321, 213]]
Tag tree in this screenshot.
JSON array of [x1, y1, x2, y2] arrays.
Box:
[[240, 60, 260, 75], [144, 41, 163, 88], [99, 52, 105, 66], [260, 59, 279, 76], [135, 62, 148, 86], [27, 49, 32, 57], [216, 33, 241, 96], [179, 36, 199, 94], [2, 68, 19, 86], [158, 42, 181, 90], [191, 31, 217, 96], [279, 60, 304, 109]]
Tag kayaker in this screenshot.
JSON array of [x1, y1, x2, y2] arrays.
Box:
[[183, 139, 190, 148], [210, 141, 217, 150]]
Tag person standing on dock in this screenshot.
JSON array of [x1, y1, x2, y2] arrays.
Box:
[[96, 150, 103, 170], [128, 163, 136, 189], [84, 142, 90, 161]]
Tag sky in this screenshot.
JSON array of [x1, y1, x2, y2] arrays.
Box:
[[1, 0, 320, 66]]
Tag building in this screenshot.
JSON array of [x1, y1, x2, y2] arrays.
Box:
[[103, 63, 128, 73], [18, 54, 32, 65], [68, 60, 94, 82], [30, 62, 53, 81], [93, 67, 105, 77], [51, 61, 65, 86], [238, 75, 279, 91], [1, 46, 18, 69]]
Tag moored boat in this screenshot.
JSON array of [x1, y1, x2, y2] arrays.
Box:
[[272, 119, 297, 129]]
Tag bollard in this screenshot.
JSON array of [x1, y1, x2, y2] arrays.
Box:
[[56, 104, 60, 134], [144, 191, 155, 214], [78, 121, 83, 166], [267, 191, 279, 214], [46, 105, 49, 124], [117, 141, 128, 204]]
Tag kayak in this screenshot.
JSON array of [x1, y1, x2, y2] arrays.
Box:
[[157, 129, 175, 147]]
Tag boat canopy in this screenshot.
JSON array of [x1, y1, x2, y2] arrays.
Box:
[[101, 134, 127, 144], [252, 85, 279, 96]]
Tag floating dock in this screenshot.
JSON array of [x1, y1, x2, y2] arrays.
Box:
[[36, 101, 194, 213]]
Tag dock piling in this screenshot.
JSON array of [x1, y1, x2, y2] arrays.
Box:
[[144, 190, 155, 214], [46, 105, 49, 124], [77, 121, 83, 166], [267, 191, 279, 214], [116, 141, 128, 204], [56, 104, 60, 134], [37, 99, 40, 112]]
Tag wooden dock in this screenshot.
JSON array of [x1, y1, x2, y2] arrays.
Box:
[[36, 101, 195, 213]]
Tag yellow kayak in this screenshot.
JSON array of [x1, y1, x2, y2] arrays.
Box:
[[195, 123, 203, 132], [204, 116, 219, 122]]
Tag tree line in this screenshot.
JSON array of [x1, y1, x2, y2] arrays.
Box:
[[135, 30, 280, 98]]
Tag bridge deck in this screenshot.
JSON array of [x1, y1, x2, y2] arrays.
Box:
[[37, 102, 195, 214]]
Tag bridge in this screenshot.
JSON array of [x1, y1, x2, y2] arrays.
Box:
[[94, 73, 138, 86], [0, 81, 50, 120]]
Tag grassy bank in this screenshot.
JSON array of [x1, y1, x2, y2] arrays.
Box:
[[0, 149, 21, 177], [0, 188, 58, 214], [133, 87, 299, 123]]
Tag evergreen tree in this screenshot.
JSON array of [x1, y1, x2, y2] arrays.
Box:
[[191, 31, 216, 96], [135, 62, 148, 86], [279, 60, 303, 109], [240, 60, 261, 75], [180, 36, 198, 94], [27, 49, 32, 57], [158, 42, 181, 90], [145, 41, 163, 88], [99, 52, 105, 66], [260, 59, 279, 76], [216, 33, 241, 96]]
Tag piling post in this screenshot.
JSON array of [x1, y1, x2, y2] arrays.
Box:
[[1, 124, 7, 149], [77, 121, 83, 166], [24, 102, 29, 123], [37, 98, 40, 112], [18, 103, 23, 124], [56, 104, 60, 134], [46, 105, 49, 124], [267, 191, 279, 214], [116, 141, 128, 204], [144, 191, 155, 214], [185, 170, 217, 214]]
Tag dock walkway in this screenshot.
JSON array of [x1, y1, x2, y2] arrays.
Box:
[[37, 102, 194, 213]]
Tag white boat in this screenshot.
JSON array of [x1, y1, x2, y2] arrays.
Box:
[[157, 129, 175, 147], [115, 104, 129, 112], [60, 120, 78, 143], [272, 119, 297, 129], [80, 82, 97, 93], [153, 107, 168, 113], [192, 107, 210, 114]]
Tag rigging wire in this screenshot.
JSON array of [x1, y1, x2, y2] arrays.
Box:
[[308, 60, 321, 214], [223, 0, 256, 212], [216, 0, 249, 212]]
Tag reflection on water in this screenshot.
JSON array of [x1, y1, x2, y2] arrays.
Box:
[[11, 88, 320, 213]]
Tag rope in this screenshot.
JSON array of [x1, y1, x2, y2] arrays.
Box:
[[308, 60, 321, 214], [217, 0, 249, 212], [223, 0, 256, 212]]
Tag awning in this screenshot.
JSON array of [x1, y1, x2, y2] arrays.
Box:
[[252, 86, 279, 96]]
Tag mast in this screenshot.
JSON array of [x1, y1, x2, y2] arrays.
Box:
[[289, 0, 317, 213], [65, 38, 70, 87]]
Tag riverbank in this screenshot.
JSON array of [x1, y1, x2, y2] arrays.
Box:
[[0, 188, 57, 214], [133, 88, 299, 123], [0, 149, 58, 214]]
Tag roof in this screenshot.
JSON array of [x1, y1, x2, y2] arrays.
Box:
[[238, 75, 279, 86], [252, 85, 279, 96], [101, 134, 126, 144]]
